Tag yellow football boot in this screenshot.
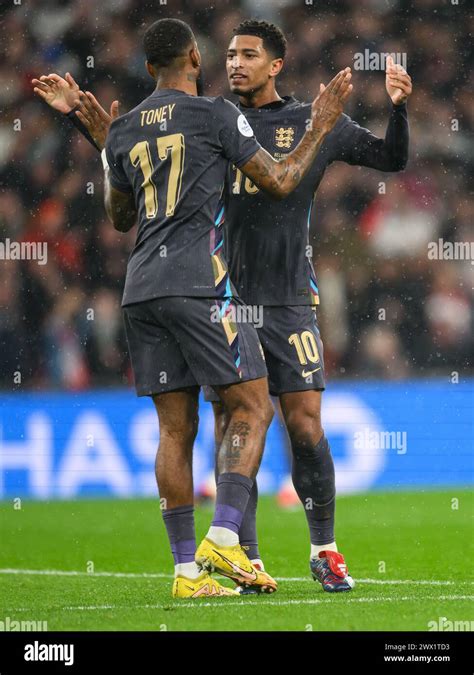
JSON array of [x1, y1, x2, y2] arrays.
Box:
[[172, 571, 238, 598], [236, 559, 278, 595], [195, 538, 278, 593]]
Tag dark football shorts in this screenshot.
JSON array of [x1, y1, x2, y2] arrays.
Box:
[[123, 296, 267, 396], [203, 305, 325, 402]]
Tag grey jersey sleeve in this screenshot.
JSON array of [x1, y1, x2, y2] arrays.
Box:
[[213, 97, 262, 168], [105, 120, 133, 193]]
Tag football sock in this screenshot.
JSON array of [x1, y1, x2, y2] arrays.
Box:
[[208, 472, 253, 546], [291, 434, 336, 547], [207, 525, 239, 546], [174, 562, 201, 579], [162, 504, 196, 569], [238, 478, 260, 561], [310, 542, 338, 560]]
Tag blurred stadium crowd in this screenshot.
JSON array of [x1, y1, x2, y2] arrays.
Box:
[[0, 0, 472, 390]]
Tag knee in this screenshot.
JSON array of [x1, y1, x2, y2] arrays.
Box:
[[228, 395, 274, 430], [285, 407, 323, 448], [161, 414, 199, 447]]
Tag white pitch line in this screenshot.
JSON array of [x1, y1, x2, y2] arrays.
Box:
[[279, 577, 465, 586], [0, 568, 171, 579], [6, 595, 474, 613], [0, 569, 472, 587]]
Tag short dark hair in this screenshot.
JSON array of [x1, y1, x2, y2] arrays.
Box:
[[232, 19, 287, 59], [143, 19, 195, 68]]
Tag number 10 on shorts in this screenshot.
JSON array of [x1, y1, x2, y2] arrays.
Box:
[[288, 330, 320, 365]]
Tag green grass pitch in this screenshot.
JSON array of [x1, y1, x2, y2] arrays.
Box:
[[0, 490, 472, 631]]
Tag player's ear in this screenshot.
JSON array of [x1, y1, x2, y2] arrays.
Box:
[[145, 61, 156, 80], [270, 58, 284, 78], [190, 44, 201, 70]]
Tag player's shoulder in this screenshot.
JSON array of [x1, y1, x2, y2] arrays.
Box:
[[204, 96, 248, 131], [276, 96, 311, 115], [281, 100, 354, 132], [206, 95, 240, 115], [271, 97, 312, 124], [328, 112, 359, 138], [286, 96, 311, 111], [208, 95, 235, 106], [336, 112, 355, 128], [321, 113, 362, 155], [107, 104, 140, 138]]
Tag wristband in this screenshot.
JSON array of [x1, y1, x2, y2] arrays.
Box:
[[101, 148, 109, 171]]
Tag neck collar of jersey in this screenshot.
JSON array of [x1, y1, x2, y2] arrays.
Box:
[[238, 95, 296, 111], [151, 88, 189, 97]]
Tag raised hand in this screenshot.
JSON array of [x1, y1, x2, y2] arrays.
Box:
[[310, 68, 353, 135], [385, 55, 412, 105], [32, 72, 80, 113], [75, 91, 120, 151]]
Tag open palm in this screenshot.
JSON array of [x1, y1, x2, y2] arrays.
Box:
[[32, 72, 80, 114], [385, 56, 412, 105]]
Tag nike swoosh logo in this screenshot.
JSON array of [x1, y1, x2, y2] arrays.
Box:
[[302, 367, 321, 377], [213, 550, 257, 582]]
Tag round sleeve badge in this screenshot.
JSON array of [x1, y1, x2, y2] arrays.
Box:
[[237, 114, 254, 137]]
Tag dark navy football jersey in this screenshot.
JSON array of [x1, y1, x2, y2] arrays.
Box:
[[224, 96, 408, 306], [104, 89, 261, 306]]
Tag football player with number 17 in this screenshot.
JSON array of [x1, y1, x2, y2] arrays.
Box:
[[32, 18, 355, 598]]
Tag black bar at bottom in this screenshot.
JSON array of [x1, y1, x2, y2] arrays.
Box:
[[0, 631, 471, 673]]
